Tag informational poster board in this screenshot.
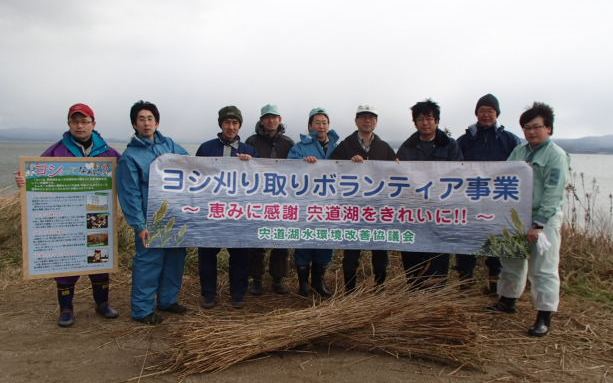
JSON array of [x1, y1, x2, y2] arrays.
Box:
[[19, 157, 118, 280], [146, 154, 532, 254]]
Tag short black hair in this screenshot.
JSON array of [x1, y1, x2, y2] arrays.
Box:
[[520, 102, 554, 134], [410, 99, 440, 122], [130, 100, 160, 125]]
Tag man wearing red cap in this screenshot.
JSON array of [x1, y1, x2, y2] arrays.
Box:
[[15, 103, 121, 327]]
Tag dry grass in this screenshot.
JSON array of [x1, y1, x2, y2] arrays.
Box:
[[146, 277, 484, 381]]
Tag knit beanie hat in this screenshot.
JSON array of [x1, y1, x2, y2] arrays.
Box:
[[218, 105, 243, 127], [475, 94, 500, 116]]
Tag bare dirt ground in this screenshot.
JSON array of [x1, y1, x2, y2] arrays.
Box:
[[1, 269, 611, 383]]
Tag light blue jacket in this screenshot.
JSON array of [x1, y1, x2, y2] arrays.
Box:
[[117, 131, 188, 233], [287, 129, 340, 160], [508, 139, 570, 226]]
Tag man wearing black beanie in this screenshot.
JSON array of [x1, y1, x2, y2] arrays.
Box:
[[456, 93, 522, 294]]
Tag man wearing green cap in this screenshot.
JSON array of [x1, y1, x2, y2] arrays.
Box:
[[245, 104, 295, 295]]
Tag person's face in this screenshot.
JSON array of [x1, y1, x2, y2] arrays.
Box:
[[308, 114, 329, 140], [414, 113, 438, 141], [260, 114, 282, 133], [133, 109, 159, 139], [68, 112, 95, 142], [355, 113, 377, 134], [476, 106, 498, 127], [522, 116, 551, 147], [220, 118, 241, 141]]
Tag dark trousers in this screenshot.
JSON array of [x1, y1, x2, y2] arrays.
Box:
[[455, 254, 502, 279], [198, 248, 249, 301], [401, 251, 450, 286], [248, 248, 289, 280], [342, 249, 388, 290]]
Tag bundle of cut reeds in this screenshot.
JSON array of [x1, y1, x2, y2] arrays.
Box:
[[151, 277, 483, 380]]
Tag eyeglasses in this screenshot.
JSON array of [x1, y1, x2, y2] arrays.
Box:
[[137, 116, 156, 122], [522, 124, 546, 132], [69, 118, 93, 126]]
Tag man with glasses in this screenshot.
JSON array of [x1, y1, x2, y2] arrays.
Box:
[[331, 104, 396, 293], [456, 94, 522, 294], [490, 102, 569, 337], [15, 103, 121, 327], [396, 99, 463, 288]]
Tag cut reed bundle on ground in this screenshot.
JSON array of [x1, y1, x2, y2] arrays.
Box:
[[151, 278, 483, 380]]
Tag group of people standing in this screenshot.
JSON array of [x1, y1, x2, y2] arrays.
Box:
[[16, 93, 569, 338]]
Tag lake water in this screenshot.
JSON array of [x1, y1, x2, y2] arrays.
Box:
[[2, 140, 612, 220]]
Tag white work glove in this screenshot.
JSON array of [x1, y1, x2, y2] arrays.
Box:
[[536, 231, 551, 256]]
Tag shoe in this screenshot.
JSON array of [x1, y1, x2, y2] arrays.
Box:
[[95, 302, 119, 319], [487, 296, 518, 314], [199, 296, 217, 309], [158, 303, 187, 314], [528, 311, 552, 337], [297, 265, 310, 297], [58, 309, 74, 327], [231, 300, 245, 309], [249, 279, 263, 296], [272, 278, 289, 295], [133, 312, 164, 325]]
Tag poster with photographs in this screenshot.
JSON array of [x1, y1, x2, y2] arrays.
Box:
[[19, 157, 118, 279]]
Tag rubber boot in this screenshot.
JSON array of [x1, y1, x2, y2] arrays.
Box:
[[57, 283, 75, 327], [272, 277, 289, 295], [483, 276, 498, 296], [487, 296, 517, 313], [311, 263, 331, 298], [528, 311, 552, 337], [92, 280, 119, 319], [296, 265, 310, 297]]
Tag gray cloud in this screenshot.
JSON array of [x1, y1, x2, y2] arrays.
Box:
[[1, 0, 612, 145]]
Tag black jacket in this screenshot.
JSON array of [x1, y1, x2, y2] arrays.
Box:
[[331, 131, 396, 161], [245, 122, 294, 159], [396, 129, 463, 161]]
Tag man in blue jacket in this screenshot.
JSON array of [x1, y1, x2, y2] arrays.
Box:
[[396, 99, 463, 288], [195, 106, 257, 309], [117, 100, 189, 325], [455, 94, 522, 294], [288, 107, 340, 297]]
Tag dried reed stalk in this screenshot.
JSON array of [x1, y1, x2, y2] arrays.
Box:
[[152, 278, 482, 380]]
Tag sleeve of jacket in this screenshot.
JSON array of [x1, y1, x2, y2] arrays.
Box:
[[330, 141, 346, 160], [287, 143, 304, 159], [533, 150, 570, 225], [173, 141, 189, 155], [448, 140, 464, 161], [117, 155, 146, 233]]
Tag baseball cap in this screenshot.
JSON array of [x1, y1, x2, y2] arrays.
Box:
[[356, 104, 378, 117], [308, 107, 328, 119], [68, 103, 95, 120], [260, 104, 281, 117]]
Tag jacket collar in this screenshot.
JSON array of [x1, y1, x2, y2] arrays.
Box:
[[405, 128, 450, 148]]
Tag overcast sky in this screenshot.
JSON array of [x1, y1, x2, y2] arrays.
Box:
[[1, 0, 611, 144]]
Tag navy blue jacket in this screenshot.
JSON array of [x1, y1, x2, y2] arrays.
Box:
[[457, 124, 521, 161], [196, 134, 257, 157], [396, 129, 463, 161]]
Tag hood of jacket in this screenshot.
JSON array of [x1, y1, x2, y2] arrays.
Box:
[[298, 129, 340, 145], [254, 121, 287, 139], [403, 128, 451, 149]]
